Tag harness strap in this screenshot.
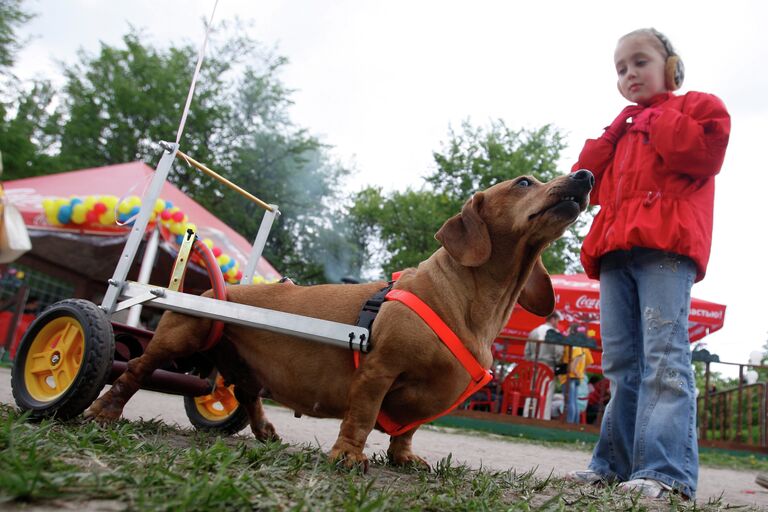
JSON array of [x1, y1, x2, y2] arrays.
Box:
[[353, 288, 492, 436], [353, 282, 394, 350]]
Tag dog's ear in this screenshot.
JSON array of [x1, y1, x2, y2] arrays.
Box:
[[518, 257, 555, 316], [435, 192, 491, 267]]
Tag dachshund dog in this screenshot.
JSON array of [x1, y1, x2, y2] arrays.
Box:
[[86, 170, 593, 469]]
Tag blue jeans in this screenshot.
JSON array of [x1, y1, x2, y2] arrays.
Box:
[[566, 378, 581, 423], [588, 248, 698, 498]]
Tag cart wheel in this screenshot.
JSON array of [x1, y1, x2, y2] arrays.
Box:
[[183, 372, 249, 435], [11, 299, 114, 420]]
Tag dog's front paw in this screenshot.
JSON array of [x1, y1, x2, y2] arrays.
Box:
[[387, 449, 431, 470], [329, 442, 369, 472]]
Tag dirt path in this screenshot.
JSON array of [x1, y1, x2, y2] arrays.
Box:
[[1, 367, 766, 508]]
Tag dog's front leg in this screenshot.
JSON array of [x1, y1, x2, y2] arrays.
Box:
[[329, 368, 394, 472], [387, 428, 430, 469]]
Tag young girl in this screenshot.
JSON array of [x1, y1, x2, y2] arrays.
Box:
[[566, 29, 730, 500]]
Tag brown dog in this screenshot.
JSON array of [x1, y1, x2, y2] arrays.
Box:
[[86, 170, 593, 469]]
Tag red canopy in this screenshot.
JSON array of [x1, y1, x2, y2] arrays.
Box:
[[3, 162, 280, 292], [493, 273, 726, 371]]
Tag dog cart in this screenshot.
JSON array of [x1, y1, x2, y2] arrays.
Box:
[[10, 141, 372, 433]]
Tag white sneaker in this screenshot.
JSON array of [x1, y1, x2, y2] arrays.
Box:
[[565, 469, 605, 484], [618, 478, 673, 499]]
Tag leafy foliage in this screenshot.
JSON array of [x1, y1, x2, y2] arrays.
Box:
[[2, 25, 355, 283], [0, 0, 32, 74], [0, 80, 60, 179], [350, 120, 586, 278]]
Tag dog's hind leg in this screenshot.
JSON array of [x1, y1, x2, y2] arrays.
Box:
[[233, 387, 279, 442], [85, 312, 211, 422], [387, 428, 430, 469]]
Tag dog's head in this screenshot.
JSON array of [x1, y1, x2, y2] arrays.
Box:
[[434, 169, 593, 315]]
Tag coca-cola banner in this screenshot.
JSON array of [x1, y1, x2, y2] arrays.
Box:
[[500, 273, 725, 347]]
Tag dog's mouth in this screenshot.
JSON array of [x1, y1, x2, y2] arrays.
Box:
[[528, 193, 589, 221]]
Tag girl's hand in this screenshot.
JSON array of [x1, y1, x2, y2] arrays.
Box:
[[628, 107, 662, 134], [602, 105, 645, 145]]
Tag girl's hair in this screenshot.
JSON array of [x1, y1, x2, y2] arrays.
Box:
[[620, 28, 677, 59], [620, 28, 685, 90]]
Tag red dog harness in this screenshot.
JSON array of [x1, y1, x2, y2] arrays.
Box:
[[353, 288, 492, 436]]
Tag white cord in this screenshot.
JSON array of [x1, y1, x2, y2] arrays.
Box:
[[175, 0, 219, 145]]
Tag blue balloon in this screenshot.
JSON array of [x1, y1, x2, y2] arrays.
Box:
[[57, 205, 72, 224], [165, 200, 174, 209], [70, 197, 83, 206], [175, 234, 184, 244]]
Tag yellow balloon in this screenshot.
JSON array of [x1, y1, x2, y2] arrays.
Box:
[[117, 201, 132, 214], [202, 238, 214, 249], [128, 195, 142, 207], [185, 222, 197, 233], [46, 212, 60, 225], [84, 196, 97, 209], [170, 223, 186, 235], [216, 254, 231, 266], [99, 210, 116, 226], [154, 198, 166, 213], [42, 198, 55, 214], [103, 196, 119, 209], [71, 204, 87, 224]]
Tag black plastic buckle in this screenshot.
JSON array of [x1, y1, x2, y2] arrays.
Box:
[[353, 281, 394, 350]]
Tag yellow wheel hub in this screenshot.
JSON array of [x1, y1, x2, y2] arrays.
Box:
[[194, 374, 239, 421], [24, 316, 85, 402]]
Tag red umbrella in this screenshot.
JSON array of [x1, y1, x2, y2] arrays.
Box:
[[494, 273, 726, 371]]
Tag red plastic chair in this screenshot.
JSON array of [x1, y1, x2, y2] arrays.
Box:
[[466, 387, 497, 412], [500, 361, 554, 419]]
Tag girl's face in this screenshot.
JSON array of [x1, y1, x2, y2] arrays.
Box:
[[614, 35, 668, 105]]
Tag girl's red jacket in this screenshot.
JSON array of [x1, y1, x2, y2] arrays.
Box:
[[573, 91, 731, 282]]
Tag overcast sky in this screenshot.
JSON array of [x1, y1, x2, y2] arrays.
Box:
[[11, 0, 768, 373]]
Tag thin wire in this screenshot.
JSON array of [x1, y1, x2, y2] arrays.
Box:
[[175, 0, 219, 144]]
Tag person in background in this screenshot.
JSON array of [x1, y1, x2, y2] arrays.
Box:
[[559, 342, 593, 424], [566, 28, 730, 500], [524, 311, 562, 420]]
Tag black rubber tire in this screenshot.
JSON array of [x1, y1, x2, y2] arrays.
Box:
[[183, 372, 249, 435], [11, 299, 114, 420]]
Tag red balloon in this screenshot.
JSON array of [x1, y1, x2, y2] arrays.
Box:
[[93, 202, 107, 214], [235, 270, 243, 281], [212, 247, 222, 257], [160, 210, 172, 221], [86, 211, 99, 224], [172, 211, 185, 222]]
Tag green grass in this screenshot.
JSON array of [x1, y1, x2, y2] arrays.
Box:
[[0, 403, 759, 511]]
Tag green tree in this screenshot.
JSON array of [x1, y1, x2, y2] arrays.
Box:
[[0, 80, 60, 179], [54, 31, 234, 190], [350, 120, 585, 278], [4, 26, 357, 283], [0, 0, 33, 75]]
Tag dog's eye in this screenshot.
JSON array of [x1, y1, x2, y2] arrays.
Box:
[[517, 178, 532, 188]]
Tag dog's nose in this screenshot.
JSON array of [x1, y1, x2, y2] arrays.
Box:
[[571, 169, 595, 188]]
